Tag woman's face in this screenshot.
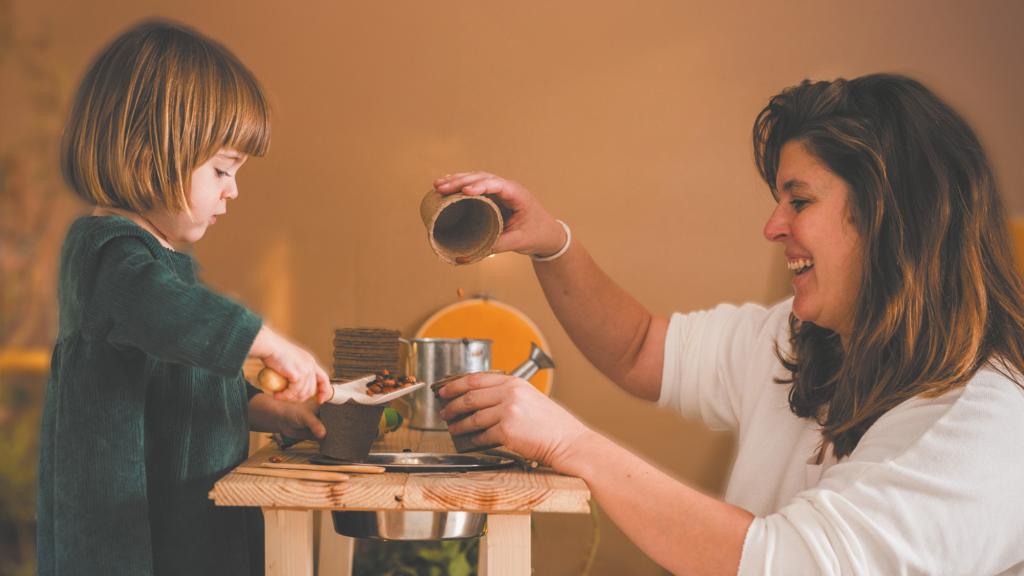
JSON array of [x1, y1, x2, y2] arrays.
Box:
[[763, 140, 863, 338]]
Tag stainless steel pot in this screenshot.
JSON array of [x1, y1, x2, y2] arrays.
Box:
[[332, 510, 487, 540], [406, 339, 556, 430], [407, 338, 492, 430]]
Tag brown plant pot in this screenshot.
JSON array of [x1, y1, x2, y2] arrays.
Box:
[[419, 190, 504, 266], [431, 379, 500, 453], [318, 402, 386, 461]]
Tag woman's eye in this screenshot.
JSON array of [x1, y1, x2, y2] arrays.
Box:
[[789, 199, 808, 212]]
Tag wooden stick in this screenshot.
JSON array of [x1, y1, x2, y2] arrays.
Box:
[[235, 466, 349, 482], [260, 462, 386, 474]]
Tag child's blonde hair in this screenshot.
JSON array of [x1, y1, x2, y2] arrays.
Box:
[[61, 19, 270, 213]]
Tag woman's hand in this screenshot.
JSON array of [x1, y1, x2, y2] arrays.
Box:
[[250, 325, 332, 404], [433, 172, 567, 258], [437, 372, 591, 472]]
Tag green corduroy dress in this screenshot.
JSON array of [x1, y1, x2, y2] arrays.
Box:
[[37, 215, 265, 575]]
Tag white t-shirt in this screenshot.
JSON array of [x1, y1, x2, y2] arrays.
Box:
[[659, 298, 1024, 575]]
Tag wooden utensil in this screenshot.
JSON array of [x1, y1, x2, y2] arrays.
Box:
[[259, 461, 386, 474], [235, 466, 349, 482]]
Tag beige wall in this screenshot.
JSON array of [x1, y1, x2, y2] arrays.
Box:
[[8, 1, 1024, 573]]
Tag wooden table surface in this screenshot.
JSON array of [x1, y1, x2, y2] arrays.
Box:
[[210, 426, 591, 575]]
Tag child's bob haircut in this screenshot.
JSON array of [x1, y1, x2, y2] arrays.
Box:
[[61, 19, 270, 213]]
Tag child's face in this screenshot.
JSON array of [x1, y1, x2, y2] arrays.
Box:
[[154, 148, 248, 245]]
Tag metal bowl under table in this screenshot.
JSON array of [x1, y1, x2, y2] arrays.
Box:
[[330, 452, 512, 540], [333, 510, 487, 540]]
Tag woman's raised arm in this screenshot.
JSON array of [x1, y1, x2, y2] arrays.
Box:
[[434, 172, 668, 401]]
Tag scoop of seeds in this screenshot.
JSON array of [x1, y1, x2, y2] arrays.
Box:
[[364, 372, 417, 396]]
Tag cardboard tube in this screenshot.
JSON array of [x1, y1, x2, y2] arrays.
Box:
[[431, 373, 503, 453], [420, 190, 503, 265]]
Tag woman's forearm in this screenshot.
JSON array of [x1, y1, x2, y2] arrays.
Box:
[[534, 237, 668, 401], [562, 430, 753, 575]]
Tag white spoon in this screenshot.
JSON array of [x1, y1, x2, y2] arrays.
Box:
[[256, 368, 426, 405], [326, 374, 428, 406]]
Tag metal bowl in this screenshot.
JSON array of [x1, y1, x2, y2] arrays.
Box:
[[332, 510, 487, 540]]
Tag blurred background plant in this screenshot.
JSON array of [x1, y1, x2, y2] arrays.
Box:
[[351, 501, 601, 576], [0, 0, 83, 573], [0, 2, 84, 350], [354, 539, 478, 576]]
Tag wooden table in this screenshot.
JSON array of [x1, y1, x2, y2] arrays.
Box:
[[209, 427, 591, 575]]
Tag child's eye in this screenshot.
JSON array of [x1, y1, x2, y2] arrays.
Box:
[[215, 169, 233, 178]]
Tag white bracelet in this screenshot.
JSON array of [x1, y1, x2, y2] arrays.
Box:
[[532, 219, 572, 262]]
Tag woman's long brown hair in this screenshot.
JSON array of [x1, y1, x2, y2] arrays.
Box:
[[753, 74, 1024, 460]]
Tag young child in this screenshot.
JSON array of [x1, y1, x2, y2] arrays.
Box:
[[38, 20, 332, 575]]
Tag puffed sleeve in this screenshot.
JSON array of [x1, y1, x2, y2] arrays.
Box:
[[82, 235, 261, 377]]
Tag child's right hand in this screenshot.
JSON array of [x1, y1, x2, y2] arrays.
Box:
[[432, 172, 567, 259], [250, 326, 332, 404]]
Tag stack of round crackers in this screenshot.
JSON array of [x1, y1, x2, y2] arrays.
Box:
[[332, 328, 402, 380]]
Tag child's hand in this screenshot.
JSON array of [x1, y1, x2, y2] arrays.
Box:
[[248, 394, 326, 440], [275, 399, 326, 440], [250, 326, 332, 404]]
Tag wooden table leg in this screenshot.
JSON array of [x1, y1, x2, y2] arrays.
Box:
[[479, 513, 531, 576], [316, 510, 354, 576], [264, 508, 314, 576]]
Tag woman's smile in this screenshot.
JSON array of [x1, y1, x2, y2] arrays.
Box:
[[787, 258, 814, 274]]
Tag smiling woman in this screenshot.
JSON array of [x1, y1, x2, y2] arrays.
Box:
[[753, 75, 1024, 462], [427, 73, 1024, 575]]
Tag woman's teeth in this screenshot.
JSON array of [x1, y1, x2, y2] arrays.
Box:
[[787, 258, 814, 274]]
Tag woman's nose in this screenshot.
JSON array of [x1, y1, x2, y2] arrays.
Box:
[[763, 204, 788, 241]]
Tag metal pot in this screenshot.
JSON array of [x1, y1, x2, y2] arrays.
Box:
[[406, 339, 555, 430], [407, 338, 492, 430]]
